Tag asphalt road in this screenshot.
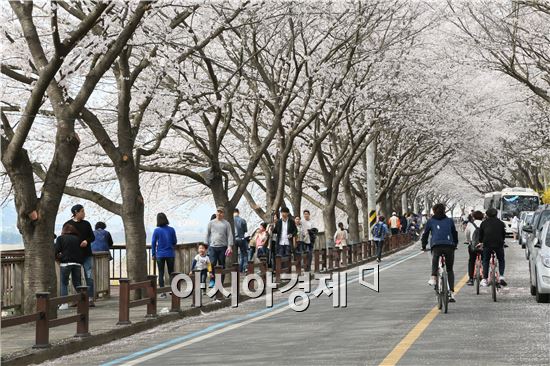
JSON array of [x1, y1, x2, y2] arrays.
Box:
[[43, 234, 550, 366]]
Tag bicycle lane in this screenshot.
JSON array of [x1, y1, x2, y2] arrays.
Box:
[[390, 241, 550, 366]]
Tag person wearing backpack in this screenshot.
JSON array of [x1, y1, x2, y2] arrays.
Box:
[[464, 210, 484, 286], [371, 216, 389, 262], [421, 203, 459, 302]]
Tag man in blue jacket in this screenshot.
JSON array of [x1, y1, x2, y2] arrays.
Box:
[[421, 203, 459, 302]]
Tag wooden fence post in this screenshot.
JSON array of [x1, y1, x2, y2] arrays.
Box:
[[117, 279, 131, 325], [314, 249, 320, 273], [170, 272, 181, 313], [146, 275, 157, 318], [75, 286, 90, 337], [295, 253, 302, 275], [34, 292, 50, 348], [275, 255, 282, 283]]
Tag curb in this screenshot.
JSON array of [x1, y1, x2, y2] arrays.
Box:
[[1, 241, 416, 365]]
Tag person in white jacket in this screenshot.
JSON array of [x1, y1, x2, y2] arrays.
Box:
[[511, 215, 519, 241], [464, 211, 484, 286]]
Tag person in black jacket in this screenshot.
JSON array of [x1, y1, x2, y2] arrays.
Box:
[[55, 223, 84, 309], [479, 208, 507, 287], [272, 207, 298, 258], [64, 204, 96, 306]]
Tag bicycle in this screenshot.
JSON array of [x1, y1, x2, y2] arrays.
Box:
[[488, 250, 500, 302], [473, 251, 483, 295], [477, 243, 502, 302], [435, 254, 450, 313]]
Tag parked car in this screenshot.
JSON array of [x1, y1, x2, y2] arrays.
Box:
[[527, 220, 550, 303], [519, 211, 534, 249]]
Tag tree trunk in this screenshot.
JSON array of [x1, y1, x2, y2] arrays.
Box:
[[289, 183, 302, 218], [21, 219, 57, 314], [401, 192, 408, 215], [322, 204, 337, 246], [2, 119, 79, 313], [343, 176, 360, 243], [117, 165, 147, 298]]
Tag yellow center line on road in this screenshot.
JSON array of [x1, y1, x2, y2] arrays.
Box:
[[379, 273, 469, 366]]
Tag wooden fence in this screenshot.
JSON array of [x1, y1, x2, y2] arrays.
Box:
[[1, 232, 409, 315]]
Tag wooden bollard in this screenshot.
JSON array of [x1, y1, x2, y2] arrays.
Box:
[[314, 249, 320, 273], [117, 279, 131, 325], [295, 253, 302, 275], [75, 286, 90, 337], [170, 272, 181, 313], [146, 275, 157, 318], [260, 258, 267, 283], [342, 247, 347, 267], [327, 248, 333, 270], [247, 260, 255, 274], [275, 255, 282, 283], [247, 261, 255, 291], [34, 292, 50, 348]]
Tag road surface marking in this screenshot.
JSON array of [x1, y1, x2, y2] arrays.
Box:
[[103, 249, 423, 365], [379, 273, 469, 366]]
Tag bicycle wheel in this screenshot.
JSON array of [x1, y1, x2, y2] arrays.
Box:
[[475, 266, 481, 295], [441, 271, 449, 313], [437, 276, 442, 310], [491, 268, 497, 302]]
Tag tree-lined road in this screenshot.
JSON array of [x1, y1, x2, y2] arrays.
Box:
[[44, 236, 549, 366]]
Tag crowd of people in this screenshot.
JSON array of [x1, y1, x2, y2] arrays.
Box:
[[54, 204, 114, 309], [53, 202, 437, 308]]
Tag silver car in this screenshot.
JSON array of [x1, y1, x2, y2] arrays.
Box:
[[519, 211, 534, 249], [527, 220, 550, 303]]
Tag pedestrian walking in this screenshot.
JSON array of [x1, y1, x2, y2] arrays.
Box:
[[190, 243, 211, 292], [371, 216, 389, 262], [273, 207, 297, 257], [233, 208, 249, 273], [334, 222, 348, 247], [205, 207, 233, 285], [302, 209, 317, 271], [388, 212, 401, 235], [251, 222, 268, 259], [267, 212, 279, 269]]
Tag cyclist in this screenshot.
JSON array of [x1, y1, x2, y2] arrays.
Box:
[[464, 210, 484, 286], [421, 203, 459, 302], [479, 208, 507, 287]]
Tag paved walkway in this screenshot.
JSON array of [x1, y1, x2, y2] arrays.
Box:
[[37, 233, 550, 366]]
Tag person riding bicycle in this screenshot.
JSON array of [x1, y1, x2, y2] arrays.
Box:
[[464, 210, 484, 286], [421, 203, 459, 302], [478, 208, 507, 287]]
